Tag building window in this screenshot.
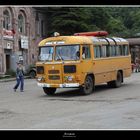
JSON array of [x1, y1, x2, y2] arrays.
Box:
[[18, 13, 25, 34], [36, 20, 40, 35], [41, 20, 46, 37], [3, 10, 11, 30]]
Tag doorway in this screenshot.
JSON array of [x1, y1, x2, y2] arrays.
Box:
[[6, 54, 10, 71]]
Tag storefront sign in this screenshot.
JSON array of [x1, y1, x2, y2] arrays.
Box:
[[3, 41, 13, 49], [21, 35, 29, 49], [3, 29, 14, 39]]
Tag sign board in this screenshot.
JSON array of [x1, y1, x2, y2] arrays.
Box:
[[7, 43, 11, 49], [3, 29, 14, 39], [3, 41, 13, 49], [21, 35, 29, 49], [19, 55, 24, 61]]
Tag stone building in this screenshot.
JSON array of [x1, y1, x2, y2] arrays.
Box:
[[126, 38, 140, 63], [0, 6, 47, 74]]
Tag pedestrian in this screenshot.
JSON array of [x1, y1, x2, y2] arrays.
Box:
[[135, 56, 139, 73], [13, 62, 24, 92]]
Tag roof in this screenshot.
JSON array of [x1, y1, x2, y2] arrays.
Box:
[[126, 38, 140, 45], [38, 35, 129, 46], [38, 36, 92, 46]]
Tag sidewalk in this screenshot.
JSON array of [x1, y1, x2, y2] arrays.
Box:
[[0, 76, 30, 83]]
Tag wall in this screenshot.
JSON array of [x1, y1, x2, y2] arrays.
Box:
[[0, 6, 47, 74]]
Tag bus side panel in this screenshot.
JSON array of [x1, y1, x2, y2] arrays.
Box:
[[93, 56, 131, 85], [111, 56, 131, 78], [93, 58, 114, 85]]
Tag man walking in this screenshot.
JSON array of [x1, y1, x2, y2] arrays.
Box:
[[135, 56, 140, 73], [13, 62, 24, 92]]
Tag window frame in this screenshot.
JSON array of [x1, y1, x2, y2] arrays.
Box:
[[18, 12, 25, 34], [82, 45, 91, 59], [3, 10, 11, 30]]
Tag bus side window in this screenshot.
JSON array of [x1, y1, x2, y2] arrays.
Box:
[[101, 45, 107, 58], [121, 45, 129, 56], [82, 45, 91, 59], [111, 45, 116, 56], [124, 45, 129, 55], [116, 45, 121, 56], [106, 45, 112, 57], [94, 45, 101, 58]]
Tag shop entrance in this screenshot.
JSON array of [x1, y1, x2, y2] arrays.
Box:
[[6, 54, 10, 71]]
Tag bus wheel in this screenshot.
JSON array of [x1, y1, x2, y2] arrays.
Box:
[[108, 71, 122, 88], [81, 75, 94, 95], [115, 71, 123, 87], [43, 87, 56, 95]]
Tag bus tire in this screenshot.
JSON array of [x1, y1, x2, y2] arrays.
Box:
[[43, 87, 56, 95], [108, 71, 122, 88], [80, 75, 94, 95]]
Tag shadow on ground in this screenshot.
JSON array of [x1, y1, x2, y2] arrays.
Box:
[[39, 83, 114, 98]]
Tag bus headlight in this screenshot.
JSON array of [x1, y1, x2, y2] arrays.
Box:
[[37, 77, 45, 82], [64, 76, 74, 82], [67, 76, 73, 81]]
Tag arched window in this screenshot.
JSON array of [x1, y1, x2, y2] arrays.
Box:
[[3, 10, 11, 30], [18, 13, 25, 34]]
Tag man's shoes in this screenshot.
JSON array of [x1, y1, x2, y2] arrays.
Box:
[[13, 88, 16, 92], [20, 90, 24, 92]]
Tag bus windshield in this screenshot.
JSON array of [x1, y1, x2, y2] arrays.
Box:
[[55, 45, 80, 61], [39, 46, 54, 61]]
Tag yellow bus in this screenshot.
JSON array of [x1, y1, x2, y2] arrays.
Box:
[[36, 31, 131, 95]]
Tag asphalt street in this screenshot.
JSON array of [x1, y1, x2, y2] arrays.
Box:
[[0, 73, 140, 129]]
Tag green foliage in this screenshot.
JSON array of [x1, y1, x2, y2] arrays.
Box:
[[45, 7, 140, 38], [5, 69, 16, 77]]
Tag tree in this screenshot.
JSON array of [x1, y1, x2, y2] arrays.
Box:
[[44, 7, 140, 38], [46, 7, 92, 36]]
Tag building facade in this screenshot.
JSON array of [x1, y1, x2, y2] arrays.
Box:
[[126, 38, 140, 63], [0, 7, 47, 74]]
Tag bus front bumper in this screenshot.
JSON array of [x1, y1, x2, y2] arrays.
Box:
[[37, 82, 80, 88]]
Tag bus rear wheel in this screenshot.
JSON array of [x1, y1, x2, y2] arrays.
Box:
[[80, 75, 94, 95], [43, 87, 56, 95], [107, 71, 123, 88]]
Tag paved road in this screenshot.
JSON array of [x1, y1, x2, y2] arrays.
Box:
[[0, 73, 140, 129]]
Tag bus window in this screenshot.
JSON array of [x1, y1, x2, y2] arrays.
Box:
[[39, 46, 54, 61], [101, 45, 107, 57], [116, 45, 121, 56], [119, 45, 123, 56], [124, 45, 129, 55], [111, 46, 116, 56], [82, 45, 91, 59], [55, 45, 80, 61], [106, 45, 112, 57], [94, 45, 101, 58]]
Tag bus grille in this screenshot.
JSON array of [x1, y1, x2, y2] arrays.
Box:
[[48, 70, 59, 74], [49, 75, 60, 80]]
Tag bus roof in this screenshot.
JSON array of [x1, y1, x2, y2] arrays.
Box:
[[38, 36, 93, 46], [38, 35, 129, 46]]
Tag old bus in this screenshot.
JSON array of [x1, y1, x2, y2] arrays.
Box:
[[36, 31, 131, 95]]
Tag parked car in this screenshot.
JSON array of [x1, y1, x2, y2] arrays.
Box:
[[28, 67, 36, 78]]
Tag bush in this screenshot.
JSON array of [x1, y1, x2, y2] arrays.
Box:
[[5, 69, 16, 77]]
